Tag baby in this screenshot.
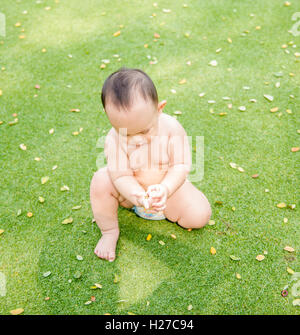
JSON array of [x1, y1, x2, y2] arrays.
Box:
[[90, 67, 211, 262]]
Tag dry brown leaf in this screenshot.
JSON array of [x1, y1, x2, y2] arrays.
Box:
[[284, 246, 295, 252]]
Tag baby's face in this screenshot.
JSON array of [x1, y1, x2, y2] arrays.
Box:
[[105, 95, 159, 145]]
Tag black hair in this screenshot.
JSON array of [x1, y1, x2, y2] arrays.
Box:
[[101, 67, 158, 111]]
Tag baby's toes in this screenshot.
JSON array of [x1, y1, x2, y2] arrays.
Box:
[[94, 247, 100, 257], [108, 251, 116, 262]]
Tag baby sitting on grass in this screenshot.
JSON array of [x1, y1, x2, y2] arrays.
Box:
[[90, 67, 211, 262]]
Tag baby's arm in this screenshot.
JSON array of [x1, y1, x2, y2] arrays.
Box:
[[105, 132, 146, 206], [160, 119, 191, 197]]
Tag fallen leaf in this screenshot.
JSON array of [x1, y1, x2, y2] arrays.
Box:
[[210, 247, 216, 255], [10, 308, 24, 315], [61, 217, 73, 224], [277, 203, 287, 208], [76, 255, 83, 261], [230, 255, 240, 261], [146, 234, 152, 241], [84, 301, 92, 305], [236, 273, 242, 279], [60, 185, 69, 191], [27, 212, 33, 218], [264, 94, 274, 102], [209, 60, 218, 67], [283, 218, 288, 223], [179, 78, 186, 84], [43, 271, 51, 277], [187, 304, 193, 311], [251, 174, 259, 178], [291, 147, 299, 152], [91, 283, 102, 289], [113, 31, 121, 37], [0, 229, 4, 235], [72, 205, 82, 210], [19, 143, 27, 151], [38, 196, 45, 203], [287, 267, 295, 275], [170, 234, 176, 239], [284, 246, 295, 252], [256, 254, 265, 261], [41, 176, 49, 184], [159, 240, 165, 246], [69, 108, 80, 112], [208, 220, 215, 226]]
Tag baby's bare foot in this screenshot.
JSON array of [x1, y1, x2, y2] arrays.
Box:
[[94, 228, 119, 262]]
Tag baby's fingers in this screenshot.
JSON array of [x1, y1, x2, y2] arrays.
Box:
[[152, 204, 166, 212], [151, 198, 166, 208]]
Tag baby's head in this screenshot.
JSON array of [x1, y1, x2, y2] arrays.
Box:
[[101, 67, 166, 140]]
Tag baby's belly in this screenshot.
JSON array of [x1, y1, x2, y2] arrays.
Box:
[[133, 168, 168, 190]]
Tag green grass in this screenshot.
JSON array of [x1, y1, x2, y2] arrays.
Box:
[[0, 0, 299, 315]]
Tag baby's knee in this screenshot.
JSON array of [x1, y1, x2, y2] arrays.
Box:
[[90, 167, 112, 196], [180, 203, 212, 229]]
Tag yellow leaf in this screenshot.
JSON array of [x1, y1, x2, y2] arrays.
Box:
[[10, 308, 24, 315], [287, 267, 294, 275], [41, 176, 49, 184], [210, 247, 216, 255], [170, 234, 176, 239], [27, 212, 33, 218], [256, 254, 265, 261], [236, 273, 241, 279], [146, 234, 152, 241], [179, 79, 186, 84], [38, 196, 45, 203], [61, 217, 73, 224], [159, 240, 165, 246], [208, 220, 215, 225], [284, 246, 295, 252], [0, 229, 4, 235], [187, 304, 193, 311], [113, 30, 121, 37], [276, 203, 287, 208]]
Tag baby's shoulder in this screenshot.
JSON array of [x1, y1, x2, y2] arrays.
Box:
[[160, 113, 186, 136]]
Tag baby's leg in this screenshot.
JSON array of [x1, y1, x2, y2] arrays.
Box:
[[163, 179, 211, 229], [90, 167, 133, 262]]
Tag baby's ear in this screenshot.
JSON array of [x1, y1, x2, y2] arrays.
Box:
[[158, 100, 167, 112]]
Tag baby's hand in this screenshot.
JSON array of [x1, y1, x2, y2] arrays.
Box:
[[146, 184, 168, 212], [131, 191, 150, 209]]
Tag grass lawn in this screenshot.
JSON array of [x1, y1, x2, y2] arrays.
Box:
[[0, 0, 299, 315]]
